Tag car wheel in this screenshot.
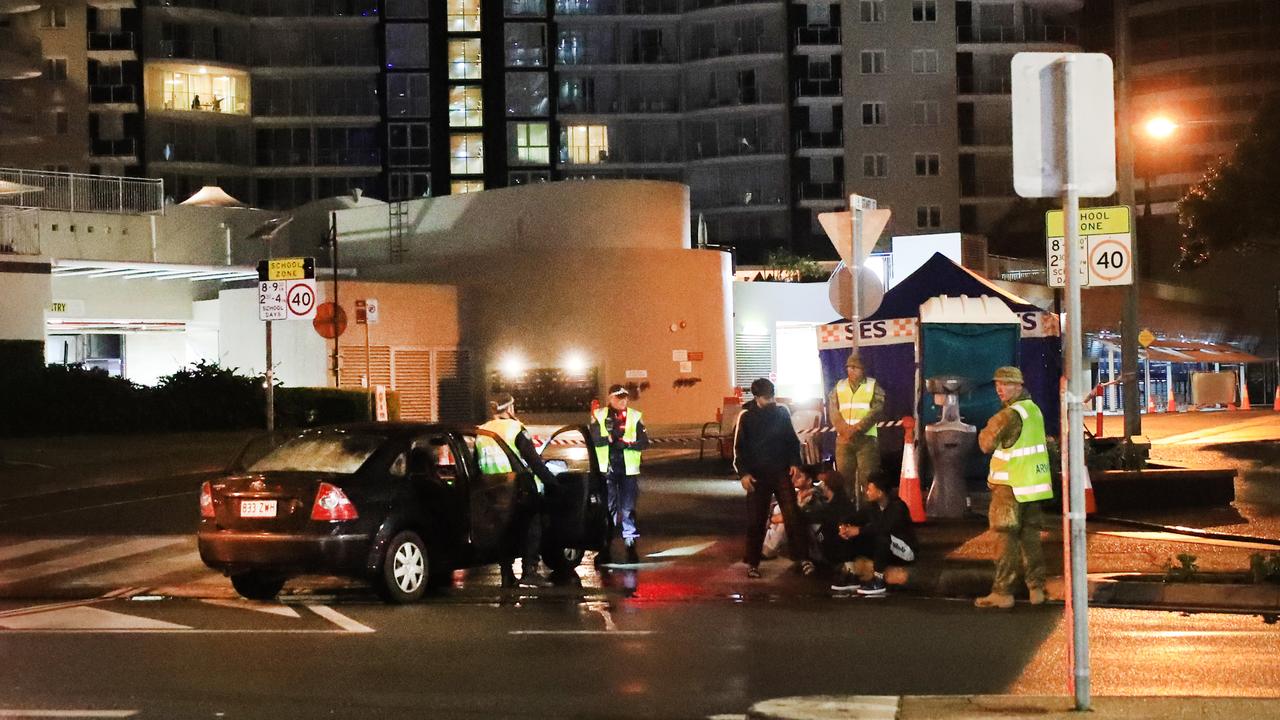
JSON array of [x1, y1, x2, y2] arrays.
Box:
[[561, 547, 584, 569], [377, 530, 428, 604], [230, 572, 286, 601]]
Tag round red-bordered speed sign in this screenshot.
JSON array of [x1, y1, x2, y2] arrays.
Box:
[[286, 281, 316, 317], [1090, 239, 1131, 283]]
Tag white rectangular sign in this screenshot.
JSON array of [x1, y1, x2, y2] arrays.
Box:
[[260, 279, 317, 321], [365, 298, 379, 324], [1012, 52, 1117, 199]]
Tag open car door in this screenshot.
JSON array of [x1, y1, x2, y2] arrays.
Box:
[[541, 425, 608, 553]]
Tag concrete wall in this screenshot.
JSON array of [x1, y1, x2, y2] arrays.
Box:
[[49, 274, 205, 321], [124, 332, 188, 386], [733, 281, 836, 336], [335, 180, 691, 265], [217, 287, 329, 387], [34, 204, 275, 266], [0, 257, 52, 342]]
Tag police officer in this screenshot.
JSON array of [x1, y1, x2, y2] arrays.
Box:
[[829, 353, 884, 508], [974, 366, 1052, 609], [478, 392, 559, 588], [590, 384, 650, 565]]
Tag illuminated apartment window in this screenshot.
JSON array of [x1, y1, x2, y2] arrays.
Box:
[[449, 39, 483, 80], [451, 180, 485, 193], [448, 0, 481, 31], [449, 86, 483, 127], [450, 133, 485, 174], [511, 122, 549, 164], [563, 124, 608, 164], [152, 67, 250, 115]]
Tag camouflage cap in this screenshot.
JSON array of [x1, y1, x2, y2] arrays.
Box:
[[993, 366, 1024, 384], [845, 353, 864, 370]]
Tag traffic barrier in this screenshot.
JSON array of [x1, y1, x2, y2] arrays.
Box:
[[1095, 410, 1103, 437], [542, 419, 910, 446], [897, 416, 926, 523]]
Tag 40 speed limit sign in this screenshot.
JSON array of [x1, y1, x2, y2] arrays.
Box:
[[257, 256, 318, 320], [1045, 205, 1133, 287]]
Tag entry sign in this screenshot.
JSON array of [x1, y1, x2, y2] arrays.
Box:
[[1045, 205, 1132, 288], [1011, 52, 1117, 199]]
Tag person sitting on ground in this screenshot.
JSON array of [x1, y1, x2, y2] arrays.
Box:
[[826, 472, 918, 596], [802, 467, 855, 568]]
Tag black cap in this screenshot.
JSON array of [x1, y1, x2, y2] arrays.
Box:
[[608, 384, 629, 397], [750, 378, 775, 398]]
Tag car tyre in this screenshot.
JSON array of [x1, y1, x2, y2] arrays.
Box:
[[377, 530, 429, 604], [230, 572, 287, 601]]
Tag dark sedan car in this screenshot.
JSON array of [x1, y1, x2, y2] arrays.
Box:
[[198, 422, 608, 603]]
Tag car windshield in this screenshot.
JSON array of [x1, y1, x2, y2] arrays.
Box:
[[248, 433, 387, 475]]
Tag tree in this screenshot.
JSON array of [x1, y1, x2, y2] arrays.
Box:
[[1176, 96, 1280, 272]]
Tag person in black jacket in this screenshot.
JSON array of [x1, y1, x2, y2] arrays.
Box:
[[826, 472, 918, 595], [734, 378, 811, 578]]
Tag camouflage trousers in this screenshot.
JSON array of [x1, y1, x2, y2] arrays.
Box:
[[835, 435, 880, 509], [988, 483, 1046, 596]]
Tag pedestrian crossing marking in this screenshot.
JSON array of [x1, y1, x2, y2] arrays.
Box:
[[0, 538, 187, 586], [0, 711, 138, 718], [202, 599, 300, 618], [0, 539, 82, 564], [0, 606, 189, 631]]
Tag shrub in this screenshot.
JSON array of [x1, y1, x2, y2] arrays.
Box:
[[275, 387, 401, 428], [152, 361, 264, 431]]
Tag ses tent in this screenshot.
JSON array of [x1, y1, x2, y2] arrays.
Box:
[[817, 253, 1062, 473]]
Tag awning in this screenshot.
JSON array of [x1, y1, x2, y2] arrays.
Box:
[[180, 185, 246, 208]]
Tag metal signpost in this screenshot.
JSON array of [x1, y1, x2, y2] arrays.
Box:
[[256, 255, 316, 432], [355, 298, 380, 420], [849, 194, 877, 351], [1013, 51, 1117, 711]]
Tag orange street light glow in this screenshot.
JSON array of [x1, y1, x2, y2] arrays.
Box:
[[1145, 116, 1177, 140]]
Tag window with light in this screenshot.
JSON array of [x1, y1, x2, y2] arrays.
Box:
[[449, 39, 483, 79], [452, 180, 485, 193], [512, 122, 549, 164], [450, 133, 485, 174], [449, 86, 483, 127], [151, 67, 251, 115], [563, 124, 608, 164], [448, 0, 481, 32]]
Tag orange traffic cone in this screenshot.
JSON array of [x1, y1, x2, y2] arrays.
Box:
[[1274, 386, 1280, 412], [898, 416, 926, 523], [1240, 378, 1252, 411], [1166, 379, 1177, 413], [1083, 467, 1097, 515]]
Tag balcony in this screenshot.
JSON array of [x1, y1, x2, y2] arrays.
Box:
[[794, 77, 840, 98], [557, 146, 681, 165], [88, 31, 137, 52], [957, 24, 1078, 45], [794, 129, 842, 150], [90, 83, 139, 104], [956, 74, 1011, 95], [0, 28, 42, 80], [554, 0, 680, 16], [958, 126, 1012, 147], [794, 26, 839, 47], [687, 36, 783, 61], [156, 39, 250, 66], [693, 188, 787, 211], [795, 181, 843, 202], [150, 0, 251, 13], [689, 135, 786, 160], [252, 0, 379, 17], [682, 0, 778, 13], [91, 138, 139, 158], [559, 97, 679, 114], [687, 87, 784, 112]]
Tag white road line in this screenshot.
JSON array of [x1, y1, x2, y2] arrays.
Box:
[[508, 630, 655, 636], [0, 629, 362, 634], [71, 547, 204, 588], [0, 606, 189, 631], [0, 711, 138, 718], [645, 541, 717, 559], [0, 539, 83, 563], [202, 599, 300, 618], [307, 604, 375, 633], [1151, 416, 1280, 445], [0, 537, 185, 586], [1096, 530, 1280, 551]]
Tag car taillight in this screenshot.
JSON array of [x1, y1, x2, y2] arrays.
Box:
[[199, 481, 215, 519], [311, 482, 358, 522]]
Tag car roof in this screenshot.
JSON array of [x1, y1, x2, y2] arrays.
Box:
[[293, 422, 474, 441]]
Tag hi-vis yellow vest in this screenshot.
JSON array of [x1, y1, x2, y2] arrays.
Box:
[[988, 399, 1053, 503], [477, 418, 524, 475], [593, 407, 643, 475], [835, 378, 878, 438]]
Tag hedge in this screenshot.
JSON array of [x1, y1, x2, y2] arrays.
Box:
[[0, 360, 400, 437]]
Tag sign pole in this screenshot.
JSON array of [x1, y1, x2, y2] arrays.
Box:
[[1057, 56, 1091, 711], [265, 240, 274, 433], [364, 318, 372, 418], [850, 202, 862, 352]]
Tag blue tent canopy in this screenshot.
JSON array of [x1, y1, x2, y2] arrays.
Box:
[[818, 253, 1062, 444]]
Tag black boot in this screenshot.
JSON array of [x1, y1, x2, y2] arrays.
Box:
[[625, 541, 640, 565], [500, 564, 517, 588], [595, 541, 613, 567]]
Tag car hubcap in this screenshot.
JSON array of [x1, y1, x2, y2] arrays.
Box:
[[393, 542, 424, 593]]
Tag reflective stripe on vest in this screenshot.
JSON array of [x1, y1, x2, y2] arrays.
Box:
[[477, 418, 523, 475], [835, 378, 877, 438], [987, 399, 1053, 503], [593, 407, 643, 475]]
